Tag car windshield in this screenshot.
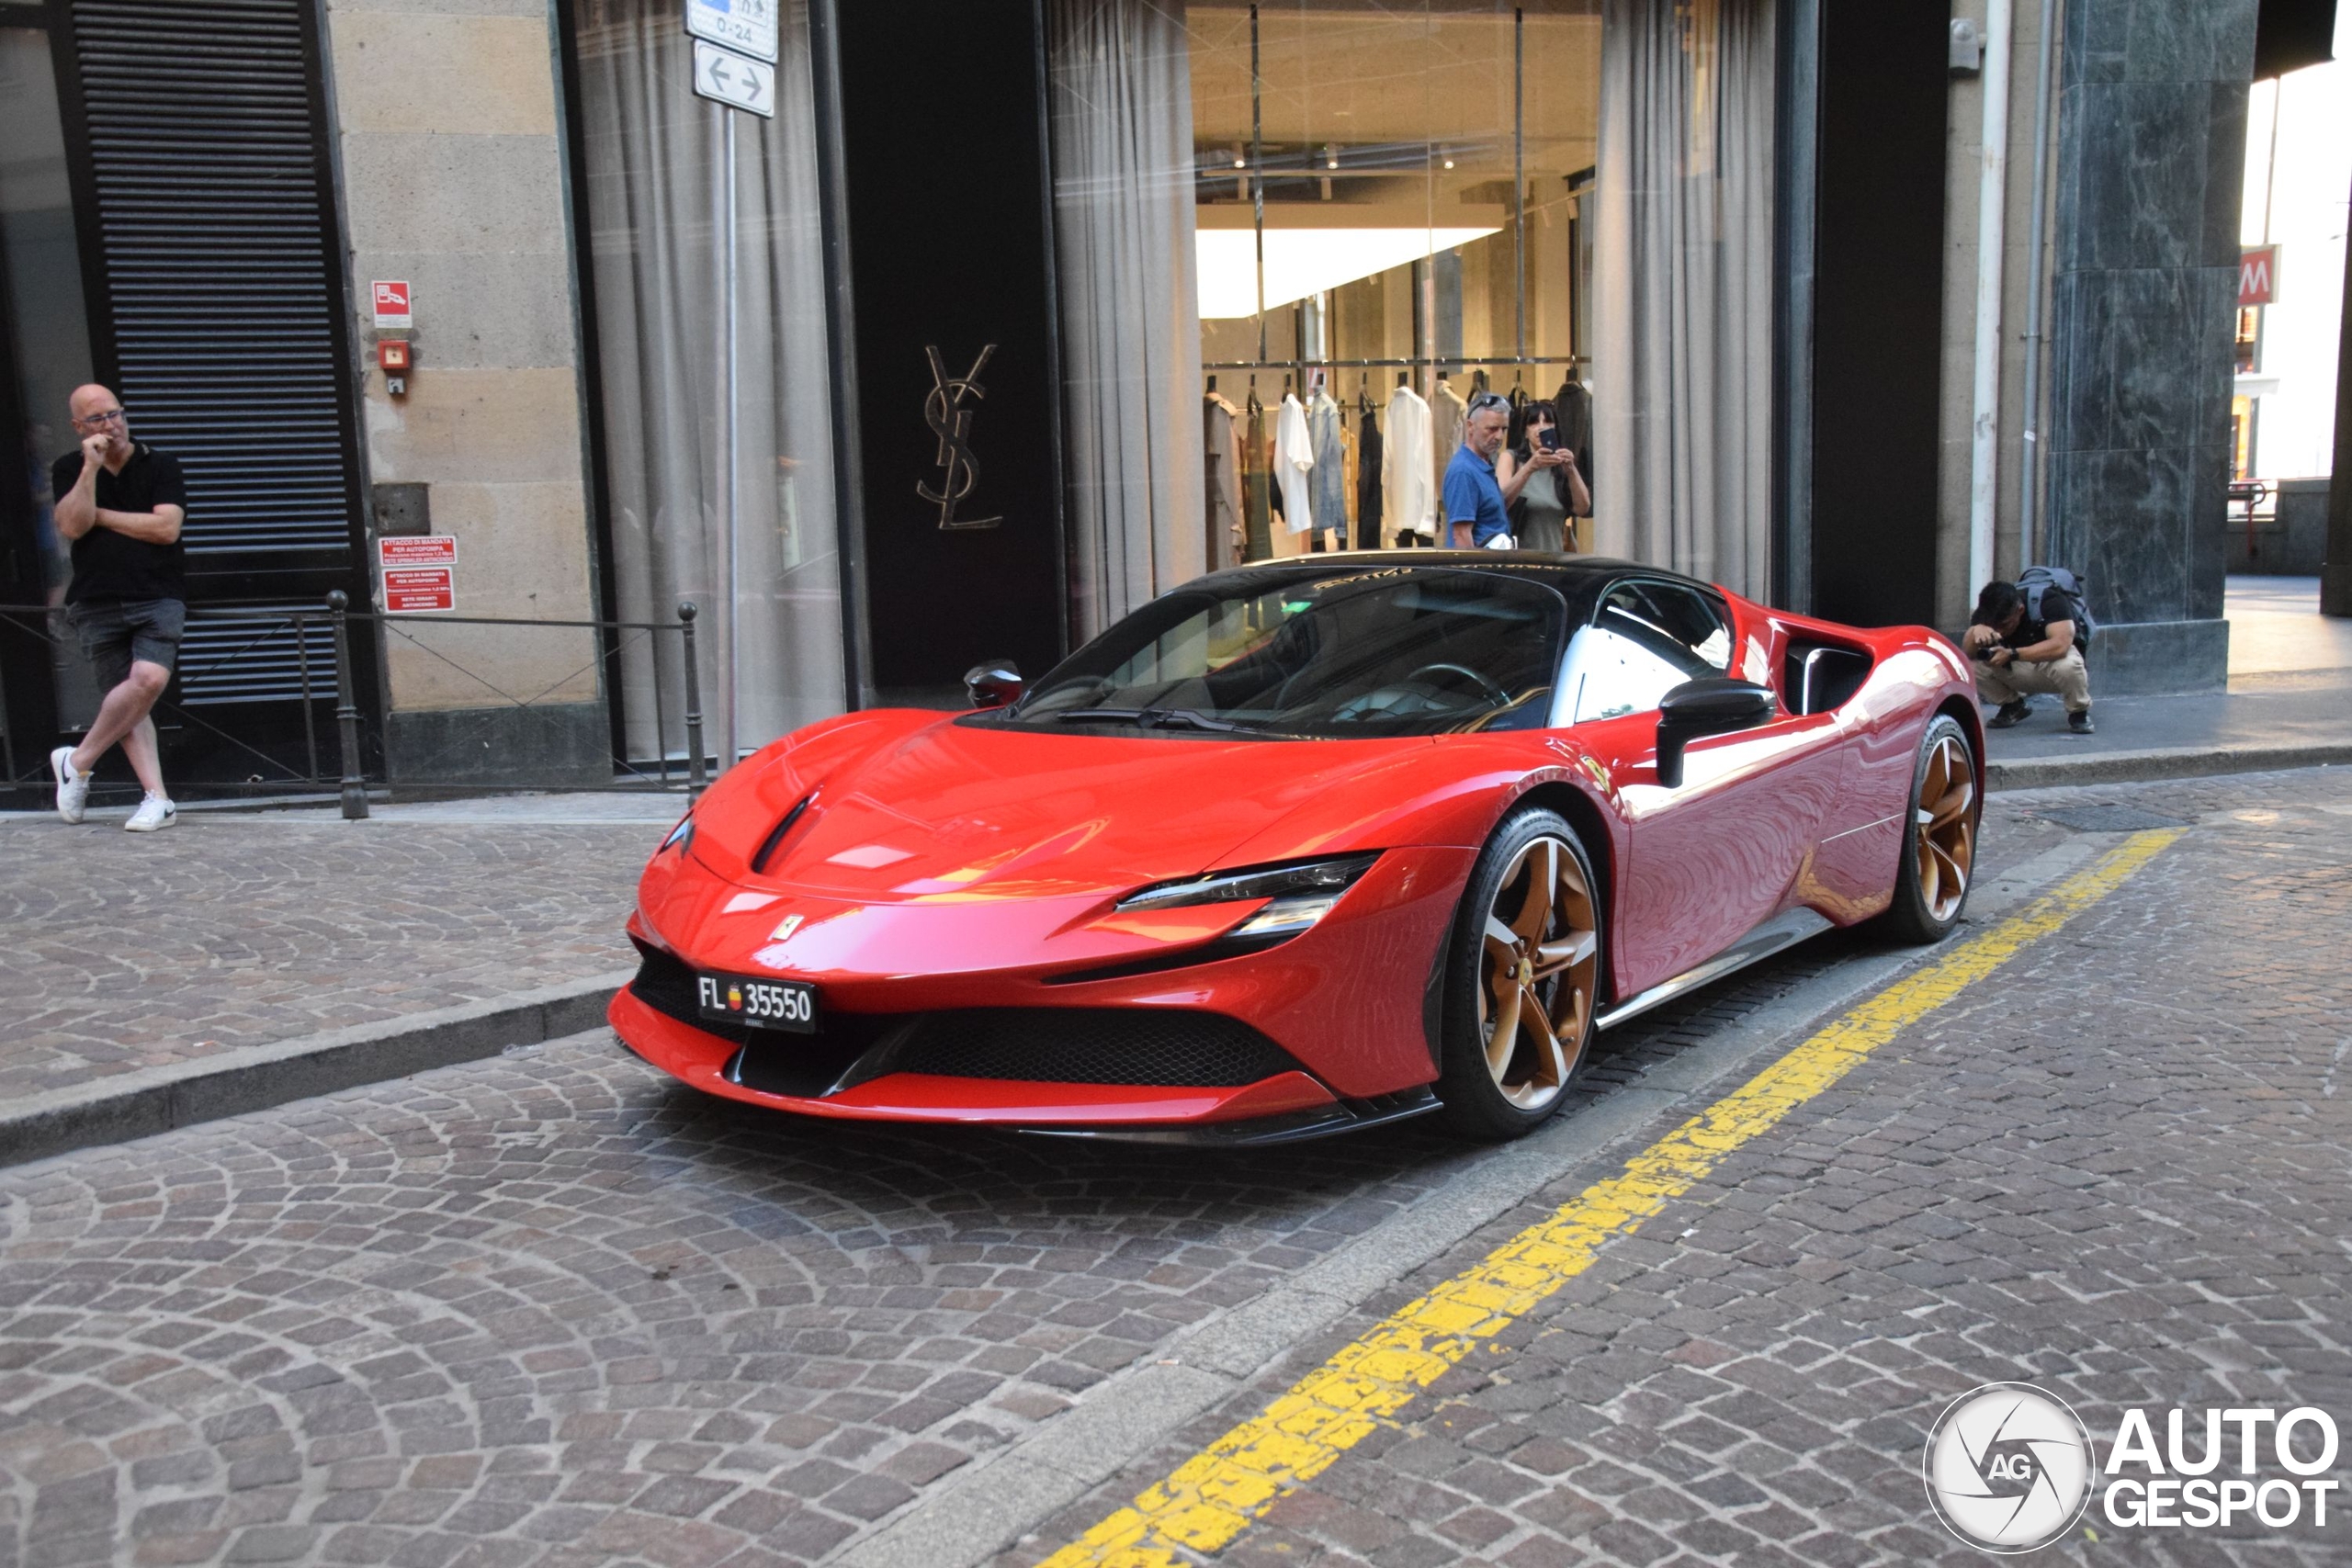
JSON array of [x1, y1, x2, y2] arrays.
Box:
[[977, 567, 1567, 739]]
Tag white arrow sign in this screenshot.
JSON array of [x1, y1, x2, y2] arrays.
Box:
[[685, 0, 775, 63], [692, 38, 775, 118]]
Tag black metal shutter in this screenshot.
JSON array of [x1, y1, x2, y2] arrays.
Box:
[[73, 0, 359, 558], [68, 0, 371, 755]]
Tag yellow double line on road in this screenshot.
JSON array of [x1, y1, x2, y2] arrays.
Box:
[[1042, 828, 2183, 1568]]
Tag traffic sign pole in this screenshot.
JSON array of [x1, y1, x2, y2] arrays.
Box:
[[722, 107, 741, 777], [683, 6, 772, 777]]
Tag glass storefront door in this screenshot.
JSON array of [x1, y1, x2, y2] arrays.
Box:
[[569, 0, 847, 762], [1047, 0, 1779, 624]]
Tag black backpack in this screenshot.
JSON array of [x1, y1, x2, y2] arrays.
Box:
[[2018, 566, 2096, 640]]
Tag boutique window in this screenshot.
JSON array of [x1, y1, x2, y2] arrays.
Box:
[[1190, 2, 1600, 561], [1047, 0, 1771, 651]]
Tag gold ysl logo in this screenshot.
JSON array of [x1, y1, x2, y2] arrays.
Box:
[[918, 344, 1001, 530]]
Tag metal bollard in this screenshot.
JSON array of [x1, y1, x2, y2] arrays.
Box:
[[327, 591, 369, 820], [679, 601, 706, 798]]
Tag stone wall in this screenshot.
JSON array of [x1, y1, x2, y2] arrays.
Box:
[[2222, 476, 2333, 574], [2045, 0, 2256, 694], [323, 0, 608, 784]]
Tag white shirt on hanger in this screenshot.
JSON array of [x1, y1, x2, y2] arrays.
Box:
[[1382, 384, 1434, 539], [1430, 378, 1468, 505], [1274, 392, 1316, 540]]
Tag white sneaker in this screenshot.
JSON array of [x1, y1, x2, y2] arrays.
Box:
[[124, 795, 176, 833], [51, 747, 91, 824]]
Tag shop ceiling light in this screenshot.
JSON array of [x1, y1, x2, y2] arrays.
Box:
[[1195, 205, 1505, 319]]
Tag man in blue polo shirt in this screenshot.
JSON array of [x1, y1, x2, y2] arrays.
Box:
[[1443, 390, 1513, 548]]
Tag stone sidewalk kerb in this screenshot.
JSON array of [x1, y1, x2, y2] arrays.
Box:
[[0, 795, 671, 1157]]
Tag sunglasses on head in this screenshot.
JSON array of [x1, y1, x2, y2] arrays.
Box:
[[1467, 390, 1509, 414]]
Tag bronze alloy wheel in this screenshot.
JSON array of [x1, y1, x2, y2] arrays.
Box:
[[1915, 731, 1975, 921], [1476, 834, 1600, 1111]]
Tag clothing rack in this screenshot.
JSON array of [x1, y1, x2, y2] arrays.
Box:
[[1202, 355, 1590, 372]]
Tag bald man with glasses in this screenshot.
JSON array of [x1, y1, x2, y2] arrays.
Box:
[[49, 383, 187, 831]]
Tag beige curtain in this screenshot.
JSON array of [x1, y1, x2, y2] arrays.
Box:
[[575, 0, 844, 761], [1047, 0, 1207, 640], [1592, 0, 1775, 599]]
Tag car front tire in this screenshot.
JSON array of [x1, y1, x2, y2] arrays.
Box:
[[1437, 807, 1603, 1141]]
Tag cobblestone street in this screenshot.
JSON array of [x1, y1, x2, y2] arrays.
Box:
[[0, 771, 2346, 1566], [1027, 769, 2352, 1567]]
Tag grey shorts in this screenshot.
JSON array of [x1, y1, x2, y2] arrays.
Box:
[[72, 597, 185, 692]]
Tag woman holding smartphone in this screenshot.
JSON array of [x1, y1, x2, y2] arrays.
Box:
[[1497, 400, 1591, 553]]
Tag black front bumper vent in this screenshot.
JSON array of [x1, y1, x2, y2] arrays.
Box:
[[626, 945, 1305, 1094], [881, 1008, 1301, 1088]]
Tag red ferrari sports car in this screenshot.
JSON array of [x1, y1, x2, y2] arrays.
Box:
[[614, 553, 1982, 1143]]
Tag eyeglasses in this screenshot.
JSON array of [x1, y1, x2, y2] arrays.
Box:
[[75, 409, 127, 427]]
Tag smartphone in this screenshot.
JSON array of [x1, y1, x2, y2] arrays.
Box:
[[1538, 428, 1561, 452]]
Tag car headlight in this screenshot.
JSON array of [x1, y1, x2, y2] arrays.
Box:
[[1116, 853, 1378, 937], [634, 891, 672, 952]]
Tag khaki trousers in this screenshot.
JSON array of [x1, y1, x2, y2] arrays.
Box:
[[1973, 647, 2091, 713]]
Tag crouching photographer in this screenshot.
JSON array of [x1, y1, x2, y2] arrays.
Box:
[[1962, 573, 2094, 736]]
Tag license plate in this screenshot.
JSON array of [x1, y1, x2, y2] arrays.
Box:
[[696, 973, 819, 1033]]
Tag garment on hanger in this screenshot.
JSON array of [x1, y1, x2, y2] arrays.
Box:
[[1271, 391, 1316, 555], [1306, 387, 1347, 548], [1382, 382, 1434, 542], [1430, 377, 1468, 498], [1355, 406, 1385, 548], [1244, 393, 1272, 561], [1204, 390, 1244, 570]]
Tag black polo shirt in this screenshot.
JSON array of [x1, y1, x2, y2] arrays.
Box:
[[51, 443, 187, 604]]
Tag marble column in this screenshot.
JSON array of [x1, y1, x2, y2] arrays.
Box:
[[2044, 0, 2256, 694]]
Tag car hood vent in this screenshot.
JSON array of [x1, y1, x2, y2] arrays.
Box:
[[751, 795, 815, 874]]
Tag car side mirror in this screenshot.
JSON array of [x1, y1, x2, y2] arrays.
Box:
[[1655, 676, 1776, 788], [964, 659, 1023, 710]]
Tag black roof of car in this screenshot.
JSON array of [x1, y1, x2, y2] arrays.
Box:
[[1183, 552, 1714, 602]]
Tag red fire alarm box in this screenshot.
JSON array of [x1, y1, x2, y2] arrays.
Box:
[[378, 339, 412, 396]]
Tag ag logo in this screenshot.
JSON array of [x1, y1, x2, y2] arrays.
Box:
[[1923, 1382, 2095, 1552]]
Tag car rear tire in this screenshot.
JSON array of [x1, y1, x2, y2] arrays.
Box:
[[1878, 714, 1980, 945], [1437, 807, 1603, 1141]]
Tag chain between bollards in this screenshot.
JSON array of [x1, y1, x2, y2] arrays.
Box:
[[678, 601, 707, 799], [326, 591, 369, 820]]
